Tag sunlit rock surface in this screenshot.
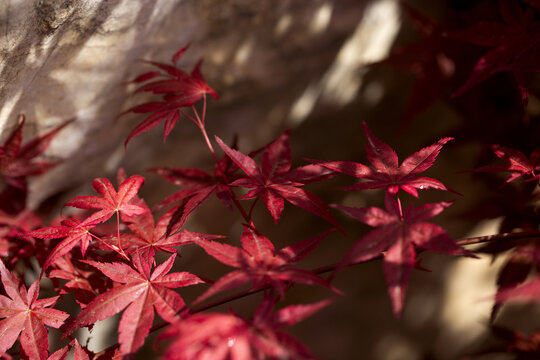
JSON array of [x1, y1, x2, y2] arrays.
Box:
[[1, 0, 395, 208]]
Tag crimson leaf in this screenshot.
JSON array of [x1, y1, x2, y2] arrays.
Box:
[[472, 144, 540, 184], [119, 202, 224, 263], [0, 260, 68, 359], [0, 115, 72, 190], [314, 121, 453, 197], [194, 225, 337, 304], [121, 45, 218, 146], [161, 296, 331, 360], [28, 218, 95, 271], [333, 193, 471, 317], [215, 131, 341, 229], [448, 0, 540, 103], [63, 253, 203, 356], [379, 3, 458, 125], [64, 175, 147, 225]]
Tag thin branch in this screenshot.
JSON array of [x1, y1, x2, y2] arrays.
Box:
[[93, 230, 540, 357], [456, 231, 540, 246]]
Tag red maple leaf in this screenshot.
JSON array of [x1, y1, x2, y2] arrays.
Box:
[[70, 340, 91, 360], [333, 193, 471, 317], [379, 3, 458, 125], [0, 115, 72, 190], [28, 218, 96, 271], [64, 175, 147, 225], [150, 135, 275, 219], [47, 339, 92, 360], [496, 327, 540, 355], [160, 296, 331, 360], [121, 45, 218, 146], [0, 260, 68, 359], [479, 240, 540, 320], [469, 325, 540, 357], [314, 122, 453, 197], [494, 275, 540, 321], [194, 225, 338, 304], [472, 144, 540, 184], [63, 252, 204, 356], [449, 0, 540, 103], [150, 137, 244, 212], [48, 253, 101, 308], [0, 209, 42, 259], [215, 131, 340, 228], [119, 202, 224, 263], [150, 167, 219, 210]]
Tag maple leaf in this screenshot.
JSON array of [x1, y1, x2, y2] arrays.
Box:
[[472, 145, 540, 184], [150, 135, 270, 216], [0, 260, 68, 359], [194, 225, 338, 304], [28, 218, 96, 271], [0, 209, 42, 259], [150, 152, 236, 212], [46, 339, 92, 360], [494, 327, 540, 357], [379, 3, 458, 125], [48, 252, 109, 308], [150, 167, 218, 209], [314, 122, 453, 197], [160, 296, 331, 360], [468, 325, 540, 358], [71, 339, 91, 360], [119, 202, 224, 263], [495, 274, 540, 305], [333, 193, 471, 317], [121, 45, 218, 146], [215, 131, 340, 229], [62, 253, 204, 356], [448, 0, 540, 103], [47, 345, 69, 360], [64, 175, 147, 225], [0, 115, 72, 190], [483, 241, 540, 321]]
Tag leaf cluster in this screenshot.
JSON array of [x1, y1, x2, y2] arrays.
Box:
[[2, 3, 540, 358]]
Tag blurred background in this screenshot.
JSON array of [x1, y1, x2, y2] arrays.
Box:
[[1, 0, 540, 358]]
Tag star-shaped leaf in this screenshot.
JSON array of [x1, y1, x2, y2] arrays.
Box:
[[161, 296, 331, 360], [472, 144, 540, 184], [0, 260, 68, 359], [379, 3, 459, 125], [194, 225, 338, 304], [216, 131, 340, 229], [448, 0, 540, 103], [119, 202, 224, 264], [64, 175, 147, 225], [0, 209, 42, 259], [121, 45, 218, 146], [63, 253, 204, 356], [28, 218, 96, 271], [333, 193, 471, 317], [495, 275, 540, 305], [48, 253, 102, 308], [0, 115, 72, 190], [314, 122, 453, 197]]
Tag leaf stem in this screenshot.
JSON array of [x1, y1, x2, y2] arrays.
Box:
[[395, 194, 404, 220], [89, 232, 129, 261], [201, 94, 207, 126], [247, 197, 259, 221], [115, 212, 127, 259]]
